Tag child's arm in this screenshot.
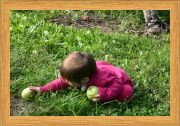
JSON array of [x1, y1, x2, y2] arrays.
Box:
[[29, 77, 70, 94], [98, 79, 123, 102], [39, 77, 69, 93]]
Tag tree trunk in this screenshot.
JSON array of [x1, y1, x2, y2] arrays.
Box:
[[143, 10, 169, 35]]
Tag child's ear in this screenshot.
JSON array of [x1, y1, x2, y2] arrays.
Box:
[[81, 77, 89, 83]]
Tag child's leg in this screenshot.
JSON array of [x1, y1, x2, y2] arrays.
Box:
[[118, 84, 134, 102]]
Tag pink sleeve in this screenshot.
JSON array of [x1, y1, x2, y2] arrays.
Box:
[[39, 77, 70, 93], [96, 61, 112, 66], [99, 79, 123, 102]]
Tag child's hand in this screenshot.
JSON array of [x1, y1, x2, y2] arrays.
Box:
[[92, 94, 100, 102], [28, 86, 41, 96]]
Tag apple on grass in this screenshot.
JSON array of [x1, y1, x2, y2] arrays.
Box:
[[21, 88, 35, 100], [86, 86, 99, 100]]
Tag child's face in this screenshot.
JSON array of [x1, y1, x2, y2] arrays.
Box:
[[66, 77, 89, 88], [67, 80, 82, 88]]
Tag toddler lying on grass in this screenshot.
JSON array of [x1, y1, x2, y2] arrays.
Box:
[[29, 51, 134, 103]]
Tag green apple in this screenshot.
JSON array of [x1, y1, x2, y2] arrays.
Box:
[[21, 88, 34, 100], [86, 86, 99, 100]]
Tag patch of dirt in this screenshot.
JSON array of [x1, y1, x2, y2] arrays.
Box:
[[49, 13, 148, 37], [10, 96, 25, 116], [50, 14, 120, 33], [10, 96, 36, 116], [49, 12, 169, 36]]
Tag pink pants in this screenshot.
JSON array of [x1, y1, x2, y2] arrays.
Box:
[[118, 83, 134, 102]]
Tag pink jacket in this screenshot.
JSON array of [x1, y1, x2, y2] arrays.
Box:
[[39, 61, 133, 102]]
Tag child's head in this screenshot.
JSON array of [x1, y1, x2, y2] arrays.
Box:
[[60, 51, 96, 86]]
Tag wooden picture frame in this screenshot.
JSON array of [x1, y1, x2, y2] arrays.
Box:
[[0, 0, 179, 126]]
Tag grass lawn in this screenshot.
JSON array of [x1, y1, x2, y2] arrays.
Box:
[[10, 10, 170, 116]]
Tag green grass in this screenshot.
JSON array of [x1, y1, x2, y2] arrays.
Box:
[[10, 10, 170, 116]]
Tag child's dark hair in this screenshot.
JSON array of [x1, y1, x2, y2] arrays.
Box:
[[60, 51, 96, 83]]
